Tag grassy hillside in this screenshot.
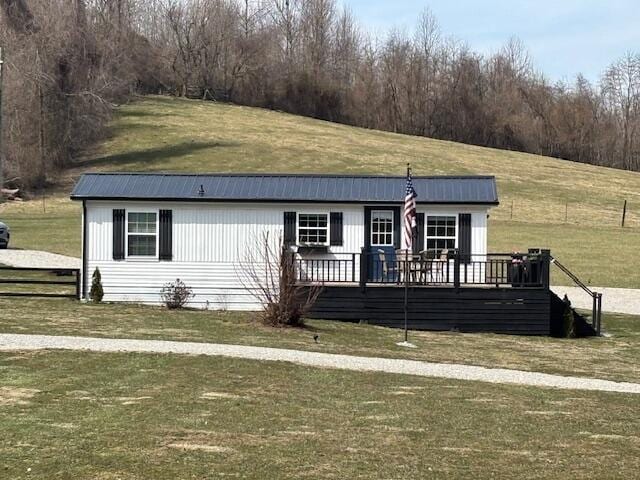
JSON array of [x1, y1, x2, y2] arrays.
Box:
[[2, 95, 639, 287]]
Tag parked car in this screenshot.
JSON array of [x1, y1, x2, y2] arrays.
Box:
[[0, 221, 9, 249]]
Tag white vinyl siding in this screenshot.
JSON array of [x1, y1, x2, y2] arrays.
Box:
[[85, 201, 364, 309], [83, 201, 492, 309]]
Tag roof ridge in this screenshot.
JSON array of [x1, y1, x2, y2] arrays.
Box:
[[78, 172, 496, 180]]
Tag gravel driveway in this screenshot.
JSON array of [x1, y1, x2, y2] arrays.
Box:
[[0, 249, 80, 269], [552, 286, 640, 316], [1, 333, 639, 394]]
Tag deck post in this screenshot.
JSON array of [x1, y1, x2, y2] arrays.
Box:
[[453, 250, 460, 290], [359, 247, 367, 292], [540, 249, 551, 289], [597, 293, 602, 335], [351, 253, 356, 282]]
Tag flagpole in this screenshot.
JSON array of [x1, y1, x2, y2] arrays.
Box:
[[403, 163, 410, 343]]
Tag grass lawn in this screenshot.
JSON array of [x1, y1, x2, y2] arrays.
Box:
[[2, 297, 640, 384], [1, 349, 639, 479], [489, 220, 640, 287], [1, 95, 639, 286], [0, 195, 80, 257]]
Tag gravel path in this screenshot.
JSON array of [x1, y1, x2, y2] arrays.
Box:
[[1, 333, 639, 394], [552, 286, 640, 316], [0, 249, 80, 269]]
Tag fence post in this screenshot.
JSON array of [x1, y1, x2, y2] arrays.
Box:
[[453, 249, 460, 289], [359, 247, 367, 292], [540, 249, 551, 289], [597, 293, 603, 336], [75, 269, 81, 300], [622, 200, 627, 228]]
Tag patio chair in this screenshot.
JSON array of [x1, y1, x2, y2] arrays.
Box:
[[432, 249, 449, 283], [377, 249, 391, 282], [417, 250, 433, 284], [395, 249, 421, 284]]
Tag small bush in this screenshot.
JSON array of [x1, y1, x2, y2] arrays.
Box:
[[161, 279, 194, 309], [89, 267, 104, 303]]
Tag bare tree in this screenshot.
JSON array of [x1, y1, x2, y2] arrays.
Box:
[[602, 52, 640, 170], [5, 1, 640, 189], [0, 0, 38, 33], [237, 231, 321, 327]]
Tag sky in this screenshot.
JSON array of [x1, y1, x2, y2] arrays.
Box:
[[339, 0, 639, 84]]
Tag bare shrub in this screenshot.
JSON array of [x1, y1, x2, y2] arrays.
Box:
[[238, 232, 321, 327], [160, 278, 194, 309]]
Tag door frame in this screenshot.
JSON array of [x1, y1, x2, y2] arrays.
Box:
[[364, 205, 401, 251], [364, 206, 401, 281]]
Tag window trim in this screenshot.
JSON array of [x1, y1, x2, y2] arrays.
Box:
[[425, 214, 458, 254], [125, 208, 159, 260], [370, 209, 394, 247], [296, 212, 330, 246]]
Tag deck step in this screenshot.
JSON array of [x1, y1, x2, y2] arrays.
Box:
[[549, 291, 597, 337]]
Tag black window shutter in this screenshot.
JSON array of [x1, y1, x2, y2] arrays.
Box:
[[159, 210, 173, 261], [458, 213, 472, 264], [112, 209, 125, 260], [329, 212, 343, 246], [284, 212, 297, 245], [392, 207, 401, 249], [414, 213, 425, 254]]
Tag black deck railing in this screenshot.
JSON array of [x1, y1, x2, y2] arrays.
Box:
[[551, 256, 602, 335], [294, 249, 550, 289]]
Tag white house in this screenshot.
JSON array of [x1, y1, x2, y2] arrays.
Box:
[[71, 173, 499, 310]]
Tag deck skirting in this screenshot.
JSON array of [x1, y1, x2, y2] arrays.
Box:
[[308, 286, 551, 335]]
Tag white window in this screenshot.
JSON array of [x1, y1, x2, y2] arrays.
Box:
[[426, 215, 456, 255], [127, 212, 158, 257], [298, 213, 329, 245], [371, 210, 394, 246]]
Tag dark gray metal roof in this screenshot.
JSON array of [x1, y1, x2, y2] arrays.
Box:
[[70, 173, 499, 205]]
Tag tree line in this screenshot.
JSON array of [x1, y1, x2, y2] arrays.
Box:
[[2, 0, 640, 190]]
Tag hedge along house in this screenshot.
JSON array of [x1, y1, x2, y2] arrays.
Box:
[[70, 172, 599, 336]]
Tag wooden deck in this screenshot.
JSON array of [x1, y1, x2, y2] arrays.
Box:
[[308, 285, 552, 335], [296, 249, 599, 336]]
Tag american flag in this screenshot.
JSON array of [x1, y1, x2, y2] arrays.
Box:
[[402, 166, 418, 251]]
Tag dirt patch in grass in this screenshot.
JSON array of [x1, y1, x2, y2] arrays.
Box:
[[441, 446, 482, 453], [524, 410, 573, 416], [117, 396, 153, 405], [0, 387, 40, 406], [364, 414, 400, 421], [166, 442, 234, 453], [200, 392, 245, 400], [49, 422, 77, 429], [583, 433, 640, 442]]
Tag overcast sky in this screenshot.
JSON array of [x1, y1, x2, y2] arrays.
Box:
[[340, 0, 639, 84]]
